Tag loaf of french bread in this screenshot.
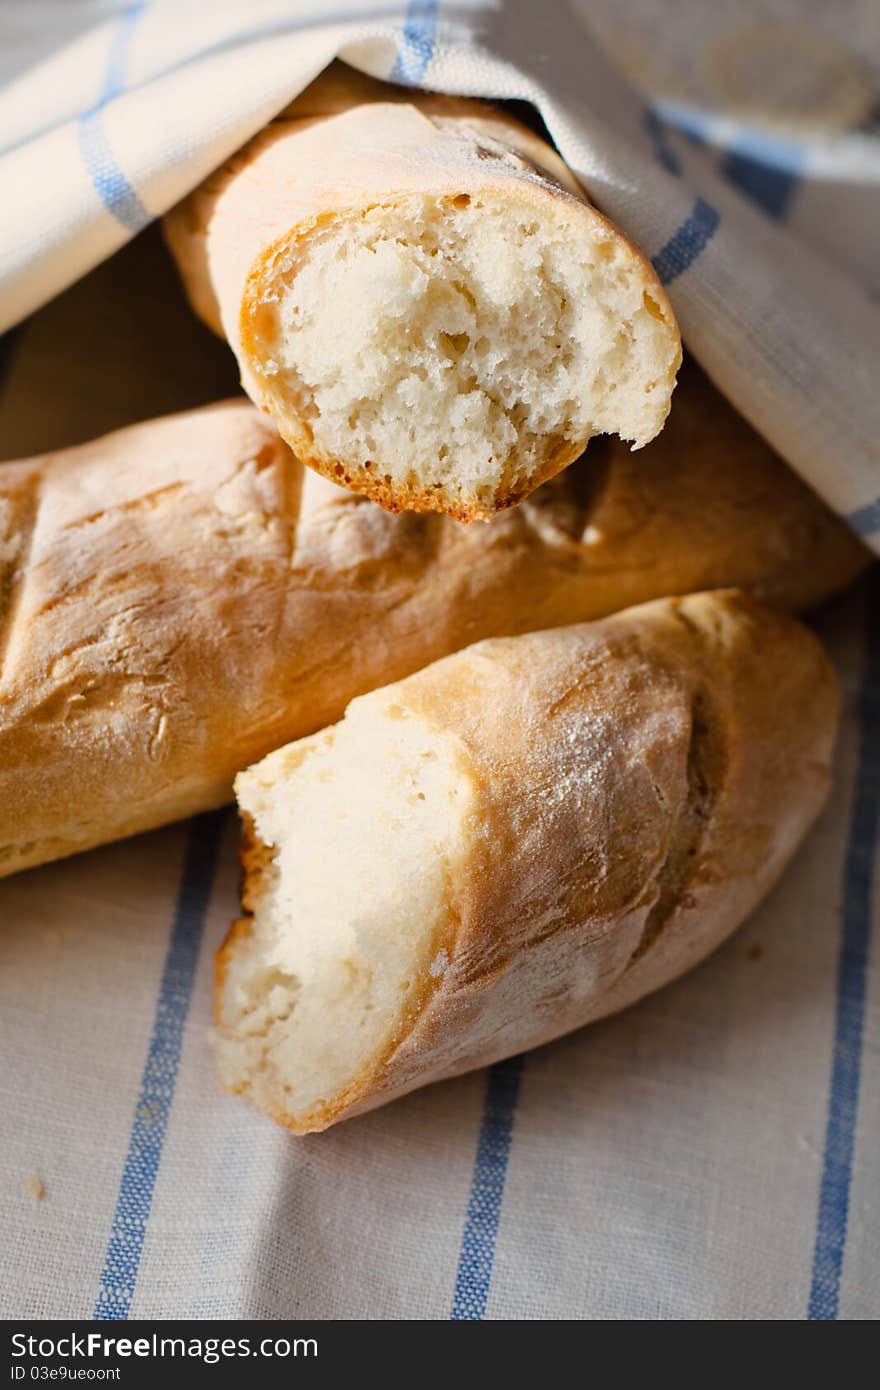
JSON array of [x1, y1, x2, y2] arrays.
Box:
[[0, 367, 864, 878], [217, 590, 839, 1132]]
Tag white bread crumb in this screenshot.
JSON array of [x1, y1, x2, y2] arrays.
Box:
[[251, 192, 679, 515], [216, 700, 475, 1122]]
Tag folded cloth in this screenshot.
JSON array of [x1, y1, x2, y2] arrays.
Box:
[[0, 0, 878, 549]]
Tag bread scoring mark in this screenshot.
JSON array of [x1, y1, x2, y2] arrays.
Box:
[[625, 688, 723, 971], [59, 481, 185, 534], [544, 643, 616, 720], [434, 119, 574, 198]]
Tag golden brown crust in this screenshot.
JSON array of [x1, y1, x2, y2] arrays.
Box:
[[281, 420, 584, 523], [0, 400, 298, 877], [0, 367, 866, 878], [219, 591, 840, 1133], [164, 62, 680, 520]]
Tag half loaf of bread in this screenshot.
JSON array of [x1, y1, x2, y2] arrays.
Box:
[[216, 591, 839, 1132], [163, 63, 681, 520]]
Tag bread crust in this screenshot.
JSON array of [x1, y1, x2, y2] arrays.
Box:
[[163, 63, 680, 520], [217, 591, 840, 1132], [0, 368, 865, 877]]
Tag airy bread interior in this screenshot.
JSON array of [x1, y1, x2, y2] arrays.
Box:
[[247, 192, 679, 515], [215, 698, 474, 1126]]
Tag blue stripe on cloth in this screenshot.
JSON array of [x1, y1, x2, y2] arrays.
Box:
[[78, 1, 151, 233], [390, 0, 438, 85], [93, 811, 226, 1321], [450, 1055, 524, 1320], [807, 572, 880, 1320], [846, 496, 880, 539], [721, 131, 804, 221], [643, 107, 682, 177], [651, 196, 720, 286], [78, 113, 151, 233], [650, 100, 715, 149]]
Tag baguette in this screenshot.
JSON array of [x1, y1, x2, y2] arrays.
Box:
[[217, 591, 839, 1132], [0, 369, 865, 878], [163, 63, 681, 521]]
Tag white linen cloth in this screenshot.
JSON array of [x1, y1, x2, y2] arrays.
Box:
[[0, 1, 877, 1320]]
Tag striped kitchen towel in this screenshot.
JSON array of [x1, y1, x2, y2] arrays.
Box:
[[0, 2, 878, 1321], [0, 0, 878, 547]]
